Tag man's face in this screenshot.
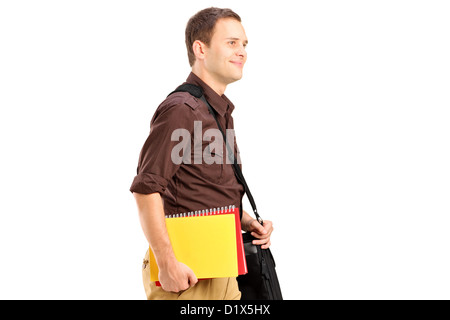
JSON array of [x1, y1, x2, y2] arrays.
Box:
[[204, 18, 248, 86]]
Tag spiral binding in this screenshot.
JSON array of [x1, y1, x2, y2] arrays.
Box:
[[165, 204, 236, 218]]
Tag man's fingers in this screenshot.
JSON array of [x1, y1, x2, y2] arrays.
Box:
[[252, 238, 271, 248], [247, 219, 273, 249], [188, 270, 198, 287], [250, 221, 273, 238], [252, 237, 270, 245], [250, 219, 267, 234], [250, 231, 269, 239], [261, 240, 271, 249], [182, 263, 197, 287]]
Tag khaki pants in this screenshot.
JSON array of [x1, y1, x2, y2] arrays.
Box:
[[142, 249, 241, 300]]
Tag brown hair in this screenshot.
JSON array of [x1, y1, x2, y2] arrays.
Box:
[[185, 7, 241, 67]]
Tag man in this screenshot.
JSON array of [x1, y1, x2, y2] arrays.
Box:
[[130, 7, 273, 300]]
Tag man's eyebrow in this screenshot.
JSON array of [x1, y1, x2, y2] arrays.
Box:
[[226, 37, 249, 44]]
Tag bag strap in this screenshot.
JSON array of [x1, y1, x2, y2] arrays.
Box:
[[168, 84, 263, 226], [199, 95, 263, 226]]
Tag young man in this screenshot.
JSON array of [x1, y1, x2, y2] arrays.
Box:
[[130, 7, 273, 300]]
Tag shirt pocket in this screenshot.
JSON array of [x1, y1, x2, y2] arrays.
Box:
[[199, 146, 224, 184]]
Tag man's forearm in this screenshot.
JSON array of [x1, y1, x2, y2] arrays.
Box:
[[241, 209, 255, 232], [133, 192, 176, 268]]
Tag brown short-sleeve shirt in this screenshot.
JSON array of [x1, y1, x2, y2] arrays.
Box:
[[130, 72, 244, 215]]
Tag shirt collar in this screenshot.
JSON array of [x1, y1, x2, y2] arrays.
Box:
[[185, 72, 235, 117]]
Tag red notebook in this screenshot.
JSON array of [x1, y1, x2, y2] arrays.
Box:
[[154, 205, 247, 286]]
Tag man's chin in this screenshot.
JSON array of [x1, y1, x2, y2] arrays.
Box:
[[229, 72, 244, 83], [218, 71, 244, 86]]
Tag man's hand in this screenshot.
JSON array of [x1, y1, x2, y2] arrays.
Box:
[[133, 192, 198, 293], [158, 259, 198, 293], [245, 218, 273, 249]]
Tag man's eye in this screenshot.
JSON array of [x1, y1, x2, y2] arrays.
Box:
[[229, 41, 236, 45]]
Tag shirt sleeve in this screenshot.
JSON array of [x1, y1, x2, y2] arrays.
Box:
[[130, 101, 195, 194]]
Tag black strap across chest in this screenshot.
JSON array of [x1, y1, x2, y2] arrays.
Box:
[[168, 84, 263, 225]]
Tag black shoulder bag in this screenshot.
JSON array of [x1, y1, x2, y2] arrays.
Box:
[[169, 84, 283, 300]]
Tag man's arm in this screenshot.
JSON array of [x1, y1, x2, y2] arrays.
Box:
[[133, 192, 197, 292], [241, 210, 273, 249]]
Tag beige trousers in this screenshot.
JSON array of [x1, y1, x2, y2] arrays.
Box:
[[142, 249, 241, 300]]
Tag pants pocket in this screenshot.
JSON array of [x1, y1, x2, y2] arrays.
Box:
[[142, 249, 152, 299]]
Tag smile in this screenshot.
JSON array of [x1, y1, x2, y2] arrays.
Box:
[[230, 61, 244, 68]]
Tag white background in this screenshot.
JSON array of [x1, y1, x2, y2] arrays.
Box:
[[1, 0, 449, 299]]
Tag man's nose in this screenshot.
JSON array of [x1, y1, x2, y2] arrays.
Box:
[[236, 45, 246, 57]]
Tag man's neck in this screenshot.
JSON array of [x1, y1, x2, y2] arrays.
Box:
[[191, 68, 227, 96]]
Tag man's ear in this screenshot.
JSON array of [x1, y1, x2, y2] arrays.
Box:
[[192, 40, 207, 61]]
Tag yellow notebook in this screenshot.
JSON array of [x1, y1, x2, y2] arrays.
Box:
[[149, 210, 238, 281]]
